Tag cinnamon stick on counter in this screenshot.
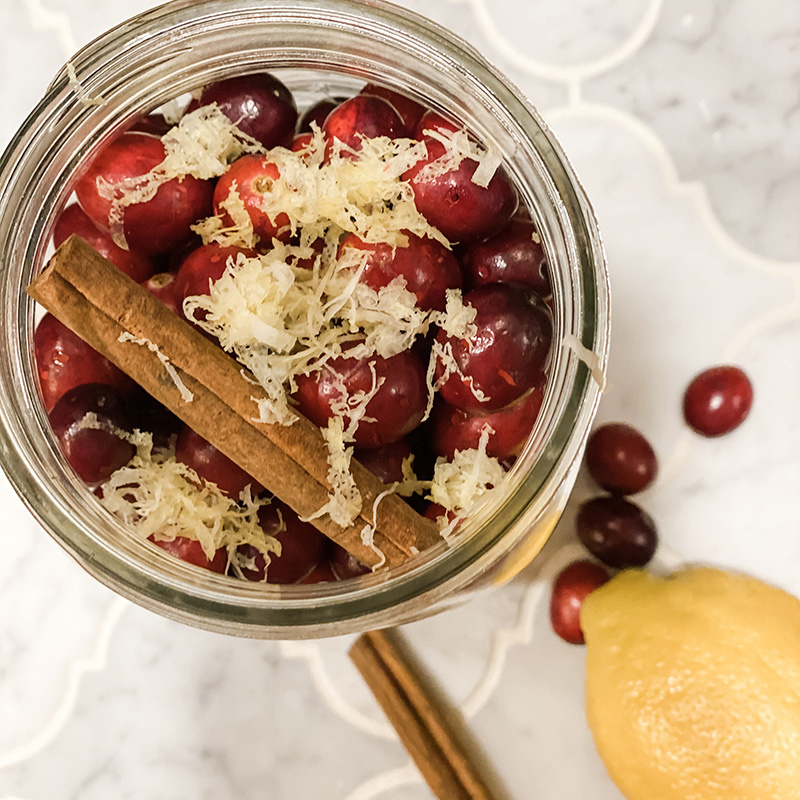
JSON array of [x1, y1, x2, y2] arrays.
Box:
[[28, 236, 441, 568]]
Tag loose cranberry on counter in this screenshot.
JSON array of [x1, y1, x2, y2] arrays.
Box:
[[297, 97, 347, 132], [187, 73, 297, 149], [212, 155, 292, 244], [323, 95, 408, 157], [435, 285, 552, 412], [360, 84, 426, 131], [238, 500, 328, 584], [53, 204, 158, 283], [550, 560, 610, 645], [585, 422, 657, 496], [683, 365, 753, 437], [355, 438, 414, 484], [48, 383, 136, 485], [150, 535, 228, 574], [576, 496, 658, 569], [413, 110, 460, 139], [462, 217, 550, 296], [403, 138, 517, 243], [293, 349, 427, 448], [338, 231, 462, 311], [34, 313, 134, 412], [142, 272, 182, 316], [75, 132, 214, 255], [432, 385, 544, 461], [330, 543, 371, 580], [175, 425, 263, 499]]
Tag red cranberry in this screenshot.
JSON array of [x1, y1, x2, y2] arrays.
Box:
[[323, 95, 408, 157], [53, 204, 158, 283], [432, 385, 544, 460], [683, 366, 753, 437], [436, 285, 552, 412], [403, 138, 517, 242], [126, 387, 180, 450], [414, 110, 460, 139], [293, 349, 427, 448], [297, 97, 347, 132], [187, 73, 297, 148], [577, 496, 658, 569], [338, 231, 462, 311], [329, 543, 371, 580], [299, 561, 337, 584], [291, 132, 315, 154], [360, 84, 426, 131], [212, 155, 292, 243], [238, 500, 327, 584], [355, 438, 414, 484], [585, 423, 657, 495], [48, 383, 136, 484], [34, 313, 134, 412], [175, 425, 263, 499], [462, 218, 550, 296], [150, 535, 227, 573], [142, 272, 182, 316], [129, 113, 172, 137], [550, 560, 610, 645], [423, 502, 459, 525]]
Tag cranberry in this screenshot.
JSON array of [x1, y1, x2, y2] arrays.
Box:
[[577, 496, 658, 569], [299, 561, 337, 584], [360, 84, 426, 131], [142, 272, 182, 316], [238, 500, 327, 584], [293, 349, 427, 448], [414, 110, 460, 139], [48, 383, 136, 484], [323, 95, 408, 157], [187, 73, 297, 149], [129, 113, 172, 137], [126, 387, 180, 450], [403, 138, 517, 242], [355, 438, 414, 484], [291, 132, 314, 154], [75, 132, 213, 255], [150, 535, 227, 573], [34, 313, 134, 412], [175, 425, 263, 499], [213, 155, 292, 243], [436, 285, 552, 412], [423, 502, 458, 525], [53, 204, 158, 283], [683, 365, 753, 437], [297, 97, 346, 132], [338, 231, 462, 311], [550, 560, 610, 645], [329, 543, 371, 580], [585, 423, 658, 495], [462, 218, 550, 296], [432, 385, 544, 460]]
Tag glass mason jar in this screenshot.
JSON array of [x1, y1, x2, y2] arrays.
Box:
[[0, 0, 609, 638]]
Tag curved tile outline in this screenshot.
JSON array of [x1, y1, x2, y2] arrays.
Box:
[[20, 0, 76, 57], [342, 764, 421, 800], [0, 597, 127, 769]]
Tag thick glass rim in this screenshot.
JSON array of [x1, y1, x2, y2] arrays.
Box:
[[0, 0, 609, 637]]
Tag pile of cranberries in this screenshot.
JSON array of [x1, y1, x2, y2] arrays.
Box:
[[35, 72, 555, 584]]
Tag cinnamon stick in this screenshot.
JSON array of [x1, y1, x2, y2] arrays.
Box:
[[28, 236, 441, 567], [350, 630, 500, 800]]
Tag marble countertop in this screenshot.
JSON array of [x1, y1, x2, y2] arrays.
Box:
[[1, 0, 798, 797]]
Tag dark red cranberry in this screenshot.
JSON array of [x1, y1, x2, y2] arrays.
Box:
[[238, 500, 327, 584], [34, 313, 134, 412], [299, 561, 337, 584], [293, 349, 427, 448], [142, 272, 182, 316], [329, 543, 371, 580], [338, 231, 462, 311], [432, 385, 544, 460], [360, 84, 426, 131], [462, 218, 550, 296], [355, 438, 414, 484], [187, 73, 297, 149], [297, 97, 347, 132], [126, 387, 180, 450], [75, 132, 213, 255], [323, 95, 408, 157], [435, 285, 552, 412], [576, 496, 658, 569], [585, 423, 657, 495], [683, 366, 753, 437], [129, 113, 172, 137], [150, 535, 227, 574], [53, 204, 158, 283], [403, 138, 517, 242], [212, 155, 292, 243], [423, 502, 458, 525], [175, 425, 263, 499], [414, 110, 460, 139], [550, 560, 610, 645], [48, 383, 136, 484]]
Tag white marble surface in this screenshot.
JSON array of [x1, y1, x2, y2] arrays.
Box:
[[1, 0, 799, 798]]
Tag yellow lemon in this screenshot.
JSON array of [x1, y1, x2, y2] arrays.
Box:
[[582, 567, 800, 800]]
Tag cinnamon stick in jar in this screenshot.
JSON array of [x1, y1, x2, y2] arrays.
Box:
[[28, 236, 441, 569]]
